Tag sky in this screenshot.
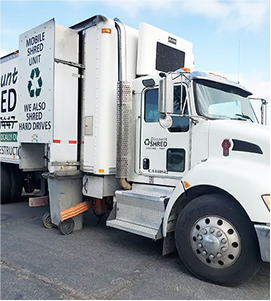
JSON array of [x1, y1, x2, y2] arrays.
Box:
[[0, 0, 270, 121]]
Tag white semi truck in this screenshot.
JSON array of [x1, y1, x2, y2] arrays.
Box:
[[0, 15, 269, 286]]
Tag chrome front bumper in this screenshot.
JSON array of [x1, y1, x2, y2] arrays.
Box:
[[254, 224, 270, 262]]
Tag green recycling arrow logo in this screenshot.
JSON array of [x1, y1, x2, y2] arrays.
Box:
[[28, 67, 43, 98]]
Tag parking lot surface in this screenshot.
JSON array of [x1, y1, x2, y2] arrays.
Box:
[[1, 199, 270, 300]]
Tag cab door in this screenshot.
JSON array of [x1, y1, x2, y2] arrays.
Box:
[[140, 84, 191, 179]]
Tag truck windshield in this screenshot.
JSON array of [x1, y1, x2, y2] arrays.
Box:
[[194, 79, 256, 122]]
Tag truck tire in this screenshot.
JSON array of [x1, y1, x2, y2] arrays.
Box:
[[1, 164, 11, 203], [9, 165, 23, 202], [23, 174, 35, 193], [175, 194, 261, 286]]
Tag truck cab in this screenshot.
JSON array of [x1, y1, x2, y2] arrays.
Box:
[[107, 69, 270, 286], [131, 71, 267, 185]]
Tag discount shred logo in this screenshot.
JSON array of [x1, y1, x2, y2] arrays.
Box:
[[28, 67, 43, 98], [144, 137, 168, 150]]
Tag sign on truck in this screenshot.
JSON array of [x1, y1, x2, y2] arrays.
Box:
[[0, 53, 19, 163], [19, 19, 54, 143]]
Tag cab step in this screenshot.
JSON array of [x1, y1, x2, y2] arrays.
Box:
[[106, 219, 159, 239], [106, 184, 174, 240]]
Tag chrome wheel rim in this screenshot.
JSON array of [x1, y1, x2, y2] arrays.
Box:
[[190, 216, 241, 268]]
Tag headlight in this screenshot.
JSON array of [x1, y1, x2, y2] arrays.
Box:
[[262, 195, 270, 211]]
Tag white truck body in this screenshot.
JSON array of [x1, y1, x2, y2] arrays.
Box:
[[0, 15, 269, 286]]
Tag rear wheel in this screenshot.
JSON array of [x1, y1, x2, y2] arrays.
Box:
[[0, 164, 11, 203], [23, 173, 35, 193], [9, 165, 23, 202], [175, 194, 261, 286]]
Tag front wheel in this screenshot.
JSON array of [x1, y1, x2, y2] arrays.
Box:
[[175, 194, 261, 286]]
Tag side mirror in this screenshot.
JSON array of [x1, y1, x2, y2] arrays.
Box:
[[158, 77, 174, 114], [159, 114, 173, 129], [249, 97, 268, 125], [260, 99, 268, 125], [158, 77, 174, 129]]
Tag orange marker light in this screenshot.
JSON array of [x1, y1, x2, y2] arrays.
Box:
[[262, 195, 270, 211], [182, 67, 191, 73], [209, 72, 227, 79], [183, 181, 191, 189], [98, 169, 104, 173], [101, 28, 111, 34]]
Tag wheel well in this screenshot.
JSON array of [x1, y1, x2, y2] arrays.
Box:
[[172, 185, 251, 224], [163, 185, 258, 257]]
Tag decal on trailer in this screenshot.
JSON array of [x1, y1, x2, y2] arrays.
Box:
[[0, 55, 20, 162], [19, 19, 55, 143]]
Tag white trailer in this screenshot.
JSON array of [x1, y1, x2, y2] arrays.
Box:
[[0, 15, 269, 286], [0, 51, 25, 202]]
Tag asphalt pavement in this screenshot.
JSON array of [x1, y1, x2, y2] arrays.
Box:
[[1, 198, 270, 300]]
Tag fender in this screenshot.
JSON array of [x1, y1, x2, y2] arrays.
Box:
[[163, 157, 270, 237]]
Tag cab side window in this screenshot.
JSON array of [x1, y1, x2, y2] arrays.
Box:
[[167, 148, 185, 172], [144, 85, 189, 132], [145, 89, 160, 122], [169, 85, 189, 132]]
